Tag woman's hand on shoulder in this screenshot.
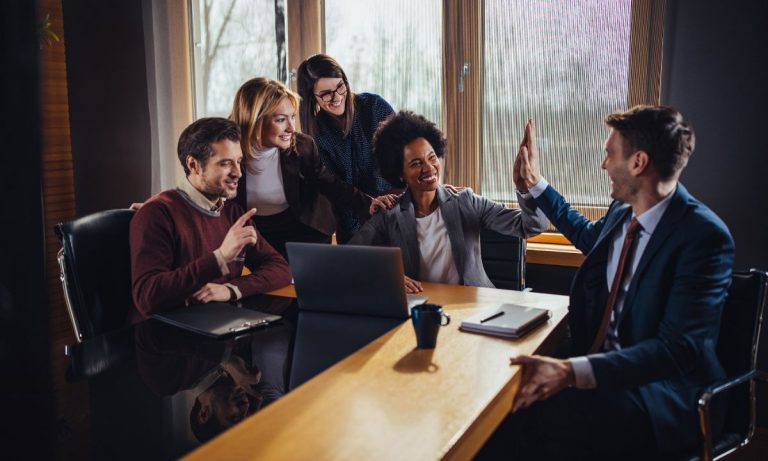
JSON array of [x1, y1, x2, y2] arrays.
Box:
[[442, 184, 467, 194], [369, 193, 400, 215]]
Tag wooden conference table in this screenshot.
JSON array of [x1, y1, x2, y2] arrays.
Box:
[[184, 282, 569, 461]]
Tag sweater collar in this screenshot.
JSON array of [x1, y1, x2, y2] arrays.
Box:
[[177, 177, 225, 213]]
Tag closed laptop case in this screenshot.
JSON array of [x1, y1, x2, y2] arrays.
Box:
[[153, 302, 281, 339]]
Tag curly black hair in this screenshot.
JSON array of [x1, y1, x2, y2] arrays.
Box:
[[373, 111, 447, 188]]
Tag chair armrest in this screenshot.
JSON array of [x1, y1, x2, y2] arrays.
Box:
[[700, 369, 760, 403], [696, 369, 760, 461]]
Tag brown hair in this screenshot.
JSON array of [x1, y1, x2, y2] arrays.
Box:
[[605, 105, 695, 180], [296, 54, 356, 137], [177, 117, 241, 176]]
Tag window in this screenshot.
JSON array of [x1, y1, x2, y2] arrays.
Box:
[[483, 0, 632, 207], [190, 0, 287, 117], [178, 0, 661, 264], [324, 0, 443, 127]]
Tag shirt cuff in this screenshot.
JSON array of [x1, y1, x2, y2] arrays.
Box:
[[569, 356, 597, 389], [225, 282, 242, 300], [213, 249, 230, 276], [528, 178, 549, 198]]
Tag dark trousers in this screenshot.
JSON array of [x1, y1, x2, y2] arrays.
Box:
[[253, 208, 331, 260], [476, 387, 656, 461]]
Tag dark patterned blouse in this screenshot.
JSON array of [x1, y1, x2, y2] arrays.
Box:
[[312, 93, 395, 241]]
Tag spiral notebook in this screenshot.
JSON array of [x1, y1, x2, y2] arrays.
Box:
[[459, 303, 550, 339], [153, 302, 281, 339]]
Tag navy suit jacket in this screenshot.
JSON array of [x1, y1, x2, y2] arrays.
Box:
[[535, 182, 734, 453]]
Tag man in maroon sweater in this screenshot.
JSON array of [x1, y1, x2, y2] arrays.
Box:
[[128, 117, 292, 322]]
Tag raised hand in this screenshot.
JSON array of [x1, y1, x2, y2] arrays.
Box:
[[518, 119, 542, 190], [218, 208, 259, 262]]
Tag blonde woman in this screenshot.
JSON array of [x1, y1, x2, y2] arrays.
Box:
[[230, 77, 392, 257]]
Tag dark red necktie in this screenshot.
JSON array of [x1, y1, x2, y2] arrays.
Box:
[[589, 217, 641, 354]]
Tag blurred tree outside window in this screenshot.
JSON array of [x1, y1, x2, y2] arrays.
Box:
[[324, 0, 443, 128], [483, 0, 631, 207], [190, 0, 287, 117]]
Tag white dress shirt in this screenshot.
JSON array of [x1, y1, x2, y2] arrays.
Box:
[[528, 178, 674, 388]]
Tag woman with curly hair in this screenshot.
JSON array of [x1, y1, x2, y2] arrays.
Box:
[[349, 111, 548, 293]]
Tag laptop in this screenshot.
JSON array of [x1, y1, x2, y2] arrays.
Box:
[[286, 242, 428, 319]]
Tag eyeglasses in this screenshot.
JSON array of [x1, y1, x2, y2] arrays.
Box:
[[314, 82, 347, 103]]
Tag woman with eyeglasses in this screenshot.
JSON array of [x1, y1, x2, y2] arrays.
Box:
[[229, 77, 387, 258], [297, 54, 399, 243]]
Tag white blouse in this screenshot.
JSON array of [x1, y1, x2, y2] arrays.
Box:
[[415, 208, 460, 284], [245, 147, 289, 216]]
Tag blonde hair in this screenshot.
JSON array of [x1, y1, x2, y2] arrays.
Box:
[[230, 77, 300, 158]]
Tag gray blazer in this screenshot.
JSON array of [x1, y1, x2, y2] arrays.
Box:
[[348, 186, 548, 287]]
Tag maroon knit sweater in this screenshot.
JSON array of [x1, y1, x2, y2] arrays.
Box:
[[128, 189, 292, 323]]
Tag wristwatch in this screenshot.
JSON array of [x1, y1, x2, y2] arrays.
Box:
[[226, 285, 237, 302]]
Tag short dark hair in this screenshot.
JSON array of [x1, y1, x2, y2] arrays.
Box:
[[177, 117, 241, 176], [296, 54, 355, 137], [373, 111, 447, 188], [605, 105, 695, 180]]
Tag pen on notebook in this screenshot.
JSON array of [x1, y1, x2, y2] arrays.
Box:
[[480, 311, 505, 323]]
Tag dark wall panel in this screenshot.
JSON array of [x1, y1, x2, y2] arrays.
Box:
[[661, 0, 768, 271], [661, 0, 768, 426], [0, 0, 54, 457], [63, 0, 152, 216]]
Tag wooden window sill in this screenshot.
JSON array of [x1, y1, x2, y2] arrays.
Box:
[[526, 233, 584, 267]]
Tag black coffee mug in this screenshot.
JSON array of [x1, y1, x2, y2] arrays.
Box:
[[411, 303, 451, 349]]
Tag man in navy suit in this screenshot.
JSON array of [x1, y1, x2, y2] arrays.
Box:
[[497, 106, 735, 459]]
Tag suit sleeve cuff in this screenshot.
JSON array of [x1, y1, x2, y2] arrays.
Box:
[[213, 249, 230, 276], [569, 356, 597, 389], [529, 178, 549, 198]]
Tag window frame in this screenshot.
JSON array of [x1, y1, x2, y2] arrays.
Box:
[[258, 0, 663, 267]]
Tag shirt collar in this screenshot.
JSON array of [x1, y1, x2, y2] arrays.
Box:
[[178, 177, 225, 212], [633, 187, 675, 235]]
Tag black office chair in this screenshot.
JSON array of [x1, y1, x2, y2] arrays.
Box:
[[55, 209, 136, 342], [689, 268, 768, 461], [480, 228, 526, 290]]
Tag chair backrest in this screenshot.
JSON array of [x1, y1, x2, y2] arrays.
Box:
[[55, 209, 135, 342], [480, 229, 526, 290], [716, 269, 768, 440]]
